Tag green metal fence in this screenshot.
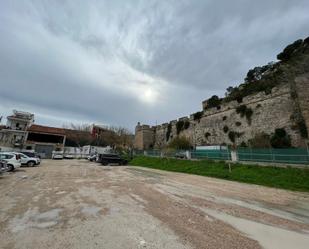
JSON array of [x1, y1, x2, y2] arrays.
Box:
[[134, 150, 145, 156], [146, 150, 162, 157], [191, 149, 231, 160], [237, 148, 309, 164], [135, 147, 309, 165]]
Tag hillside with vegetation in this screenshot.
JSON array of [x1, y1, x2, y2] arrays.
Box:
[[204, 37, 309, 108], [200, 37, 309, 147]]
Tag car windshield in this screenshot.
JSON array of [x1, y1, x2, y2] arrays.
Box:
[[0, 154, 14, 159], [103, 154, 118, 158], [23, 152, 35, 157]]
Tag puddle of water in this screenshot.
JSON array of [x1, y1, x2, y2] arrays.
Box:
[[10, 209, 37, 233], [9, 208, 63, 233], [35, 221, 58, 228], [36, 208, 62, 221], [81, 206, 101, 216], [108, 207, 121, 216], [56, 191, 67, 195], [204, 208, 309, 249]]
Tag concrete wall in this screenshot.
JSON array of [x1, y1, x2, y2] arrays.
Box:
[[0, 131, 27, 148]]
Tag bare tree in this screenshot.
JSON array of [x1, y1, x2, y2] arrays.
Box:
[[63, 123, 93, 148], [63, 123, 133, 150]]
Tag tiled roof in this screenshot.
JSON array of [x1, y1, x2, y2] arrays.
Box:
[[27, 124, 66, 135]]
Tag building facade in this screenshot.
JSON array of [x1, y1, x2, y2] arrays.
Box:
[[25, 124, 66, 158], [0, 111, 66, 158], [0, 110, 34, 150]]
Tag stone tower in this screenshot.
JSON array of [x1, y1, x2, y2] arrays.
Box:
[[134, 122, 155, 150]]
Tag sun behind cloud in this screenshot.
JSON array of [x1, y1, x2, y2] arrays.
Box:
[[140, 87, 158, 104]]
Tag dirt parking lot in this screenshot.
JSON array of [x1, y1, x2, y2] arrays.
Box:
[[1, 159, 309, 249]]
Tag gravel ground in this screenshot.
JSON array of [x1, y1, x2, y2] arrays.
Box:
[[0, 159, 309, 249]]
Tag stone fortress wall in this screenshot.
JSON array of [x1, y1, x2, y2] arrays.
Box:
[[134, 74, 309, 150]]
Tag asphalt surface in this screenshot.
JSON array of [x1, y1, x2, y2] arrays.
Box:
[[0, 159, 309, 249]]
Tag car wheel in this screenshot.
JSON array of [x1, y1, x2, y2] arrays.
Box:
[[27, 161, 35, 167], [8, 164, 14, 172]]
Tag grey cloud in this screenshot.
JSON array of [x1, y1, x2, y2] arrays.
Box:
[[0, 0, 308, 130]]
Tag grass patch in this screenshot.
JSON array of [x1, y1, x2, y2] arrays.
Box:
[[130, 156, 309, 192]]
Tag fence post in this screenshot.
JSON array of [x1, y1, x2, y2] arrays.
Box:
[[305, 139, 309, 163], [160, 151, 164, 158], [186, 150, 191, 159], [144, 150, 147, 156], [271, 148, 275, 162], [231, 149, 238, 162]]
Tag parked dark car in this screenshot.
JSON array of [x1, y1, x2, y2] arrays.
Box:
[[21, 151, 41, 159], [99, 153, 128, 166]]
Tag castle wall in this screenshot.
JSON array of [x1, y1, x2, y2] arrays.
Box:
[[295, 73, 309, 140], [135, 81, 308, 149]]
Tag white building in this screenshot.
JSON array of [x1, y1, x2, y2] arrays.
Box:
[[0, 110, 34, 150]]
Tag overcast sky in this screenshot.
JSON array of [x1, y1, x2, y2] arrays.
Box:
[[0, 0, 308, 131]]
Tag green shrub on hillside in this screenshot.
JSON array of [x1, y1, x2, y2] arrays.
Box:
[[228, 131, 236, 143], [204, 95, 221, 110], [223, 126, 229, 133], [205, 132, 211, 139], [176, 120, 184, 135], [184, 121, 190, 129], [277, 39, 303, 61], [298, 119, 308, 139], [168, 136, 191, 150], [214, 37, 309, 103], [166, 123, 172, 142], [193, 111, 203, 121], [236, 105, 253, 123], [176, 120, 191, 135], [270, 128, 291, 148]]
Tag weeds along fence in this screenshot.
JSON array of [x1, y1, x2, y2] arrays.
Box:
[[135, 148, 309, 165]]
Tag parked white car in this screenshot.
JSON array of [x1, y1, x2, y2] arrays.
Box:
[[0, 152, 21, 171], [64, 154, 74, 159], [13, 152, 40, 167], [52, 151, 64, 160]]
